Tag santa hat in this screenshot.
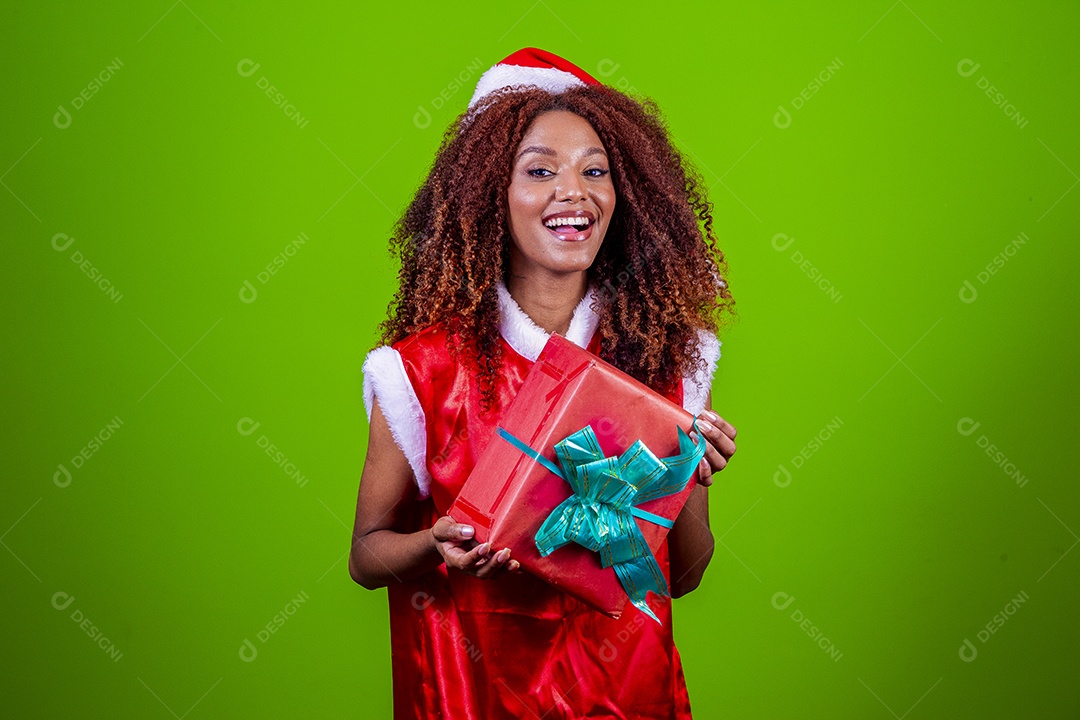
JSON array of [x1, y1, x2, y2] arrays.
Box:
[[467, 47, 601, 112]]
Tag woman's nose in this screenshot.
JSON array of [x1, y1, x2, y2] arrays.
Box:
[[556, 175, 587, 202]]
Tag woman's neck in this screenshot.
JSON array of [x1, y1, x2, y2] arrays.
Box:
[[505, 271, 588, 336]]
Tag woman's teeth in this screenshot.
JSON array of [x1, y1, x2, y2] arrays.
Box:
[[544, 217, 591, 229]]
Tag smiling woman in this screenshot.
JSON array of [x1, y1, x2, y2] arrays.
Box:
[[349, 47, 738, 719], [505, 109, 617, 332]]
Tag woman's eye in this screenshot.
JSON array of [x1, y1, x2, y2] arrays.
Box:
[[526, 167, 609, 178]]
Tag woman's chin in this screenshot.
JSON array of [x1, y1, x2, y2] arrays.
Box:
[[548, 244, 603, 268]]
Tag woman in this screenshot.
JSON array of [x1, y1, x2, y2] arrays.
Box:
[[350, 48, 738, 719]]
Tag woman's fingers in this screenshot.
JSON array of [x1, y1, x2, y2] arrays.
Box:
[[695, 414, 737, 458], [697, 454, 714, 486], [691, 412, 739, 486], [442, 540, 483, 567], [703, 438, 727, 471], [471, 542, 492, 566], [432, 515, 476, 543], [433, 516, 521, 577], [702, 410, 738, 441], [474, 547, 512, 578], [443, 540, 515, 578], [696, 417, 736, 458]]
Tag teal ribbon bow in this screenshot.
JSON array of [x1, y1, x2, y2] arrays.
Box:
[[496, 419, 706, 624]]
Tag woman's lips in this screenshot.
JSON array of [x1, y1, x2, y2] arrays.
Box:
[[544, 221, 594, 242]]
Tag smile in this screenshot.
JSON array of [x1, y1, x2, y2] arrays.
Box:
[[542, 211, 595, 242]]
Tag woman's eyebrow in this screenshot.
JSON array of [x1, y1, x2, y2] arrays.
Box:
[[515, 145, 608, 161], [517, 144, 555, 159]]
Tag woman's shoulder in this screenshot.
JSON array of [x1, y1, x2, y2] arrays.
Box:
[[379, 322, 472, 390], [361, 318, 472, 404], [387, 320, 455, 358], [360, 323, 459, 500]]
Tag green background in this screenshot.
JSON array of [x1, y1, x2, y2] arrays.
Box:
[[2, 1, 1078, 717]]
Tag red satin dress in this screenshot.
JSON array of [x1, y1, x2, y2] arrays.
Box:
[[382, 320, 695, 720]]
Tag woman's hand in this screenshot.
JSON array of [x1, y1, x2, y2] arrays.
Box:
[[691, 409, 738, 486], [430, 516, 522, 578]]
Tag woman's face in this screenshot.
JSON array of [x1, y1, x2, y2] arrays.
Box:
[[506, 110, 616, 279]]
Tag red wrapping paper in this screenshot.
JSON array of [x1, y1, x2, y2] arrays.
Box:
[[448, 333, 699, 620]]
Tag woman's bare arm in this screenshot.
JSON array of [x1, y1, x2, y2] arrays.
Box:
[[348, 398, 519, 590], [348, 398, 444, 589], [668, 390, 737, 598], [669, 486, 713, 598]]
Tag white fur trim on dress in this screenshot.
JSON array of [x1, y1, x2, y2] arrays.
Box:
[[496, 278, 600, 361], [468, 65, 587, 110], [362, 346, 433, 499], [682, 328, 722, 417]]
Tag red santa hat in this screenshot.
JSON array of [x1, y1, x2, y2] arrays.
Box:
[[467, 47, 601, 111]]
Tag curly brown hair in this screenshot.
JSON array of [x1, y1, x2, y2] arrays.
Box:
[[376, 83, 736, 414]]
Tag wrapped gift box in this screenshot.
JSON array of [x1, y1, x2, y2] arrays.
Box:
[[447, 333, 704, 622]]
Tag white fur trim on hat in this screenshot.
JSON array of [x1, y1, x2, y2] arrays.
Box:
[[682, 329, 722, 416], [468, 64, 587, 110], [362, 346, 433, 499], [496, 278, 600, 361]]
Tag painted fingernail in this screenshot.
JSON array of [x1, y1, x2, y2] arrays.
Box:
[[479, 543, 491, 555], [460, 525, 474, 538], [706, 410, 720, 422], [699, 419, 715, 432], [497, 549, 510, 562]]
